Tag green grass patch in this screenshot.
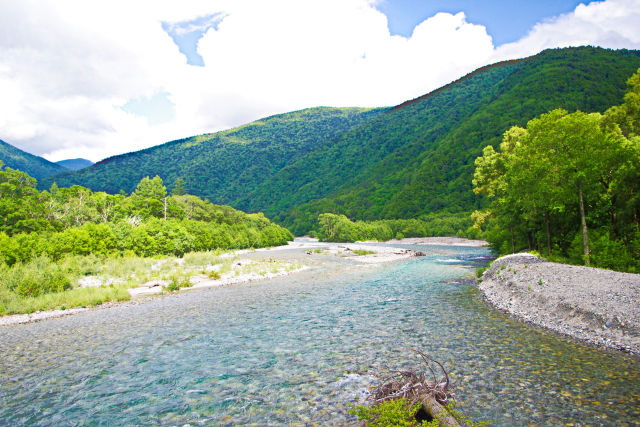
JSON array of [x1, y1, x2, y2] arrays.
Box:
[[352, 249, 376, 256]]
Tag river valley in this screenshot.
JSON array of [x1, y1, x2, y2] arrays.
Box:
[[1, 243, 639, 426]]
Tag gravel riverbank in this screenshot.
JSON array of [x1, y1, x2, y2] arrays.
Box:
[[478, 253, 640, 355], [0, 240, 423, 327]]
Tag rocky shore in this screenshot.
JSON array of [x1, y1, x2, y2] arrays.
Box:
[[478, 253, 640, 355]]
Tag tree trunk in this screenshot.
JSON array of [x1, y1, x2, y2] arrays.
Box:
[[545, 212, 552, 255], [510, 225, 515, 254], [420, 396, 461, 427], [578, 184, 590, 266]]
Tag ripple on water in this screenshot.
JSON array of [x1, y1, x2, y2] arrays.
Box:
[[0, 245, 639, 426]]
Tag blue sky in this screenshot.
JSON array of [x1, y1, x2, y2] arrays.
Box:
[[376, 0, 588, 44]]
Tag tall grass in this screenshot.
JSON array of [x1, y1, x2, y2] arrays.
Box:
[[0, 284, 130, 315], [0, 248, 302, 316]]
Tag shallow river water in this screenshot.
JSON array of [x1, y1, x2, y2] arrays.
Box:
[[1, 244, 639, 426]]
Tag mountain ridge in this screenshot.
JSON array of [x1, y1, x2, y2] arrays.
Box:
[[37, 47, 640, 234], [55, 158, 94, 171], [0, 139, 67, 179]]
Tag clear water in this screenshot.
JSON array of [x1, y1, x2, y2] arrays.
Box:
[[1, 245, 639, 426]]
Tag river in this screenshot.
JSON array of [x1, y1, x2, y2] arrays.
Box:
[[0, 244, 638, 425]]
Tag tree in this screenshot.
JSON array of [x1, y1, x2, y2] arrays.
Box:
[[474, 108, 639, 267], [172, 177, 187, 196], [604, 67, 640, 138], [523, 110, 635, 265], [0, 165, 50, 235], [130, 176, 167, 218]]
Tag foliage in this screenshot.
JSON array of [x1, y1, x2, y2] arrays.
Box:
[[349, 398, 488, 427], [0, 166, 294, 265], [40, 107, 385, 201], [266, 47, 640, 234], [316, 212, 477, 243], [0, 168, 293, 315], [207, 270, 222, 280], [1, 255, 71, 297], [349, 398, 428, 427], [352, 249, 375, 256], [0, 246, 302, 315], [165, 273, 192, 291], [32, 48, 640, 236], [0, 140, 67, 179], [472, 68, 640, 272]]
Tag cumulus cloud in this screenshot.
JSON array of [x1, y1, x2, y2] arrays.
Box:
[[494, 0, 640, 60], [0, 0, 638, 162]]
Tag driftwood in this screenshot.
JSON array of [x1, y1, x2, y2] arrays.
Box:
[[366, 349, 462, 426]]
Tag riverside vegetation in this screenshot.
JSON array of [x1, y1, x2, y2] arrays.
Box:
[[0, 167, 293, 315], [472, 67, 640, 273], [314, 67, 640, 275]]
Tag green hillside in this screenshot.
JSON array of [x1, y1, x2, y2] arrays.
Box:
[[246, 47, 640, 234], [41, 107, 385, 201], [0, 139, 67, 179], [39, 47, 640, 236]]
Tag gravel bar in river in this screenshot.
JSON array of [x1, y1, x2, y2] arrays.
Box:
[[478, 253, 640, 355]]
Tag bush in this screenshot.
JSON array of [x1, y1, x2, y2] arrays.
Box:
[[207, 270, 221, 279], [165, 274, 192, 291], [1, 256, 71, 297], [349, 398, 424, 427]]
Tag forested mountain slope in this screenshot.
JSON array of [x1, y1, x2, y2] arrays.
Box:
[[41, 107, 385, 202], [40, 47, 640, 235], [250, 47, 640, 234], [0, 139, 67, 179]]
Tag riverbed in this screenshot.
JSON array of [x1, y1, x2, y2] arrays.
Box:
[[1, 243, 639, 425]]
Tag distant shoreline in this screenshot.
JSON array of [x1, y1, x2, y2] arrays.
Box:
[[384, 237, 488, 247], [478, 253, 640, 356], [353, 236, 488, 247]]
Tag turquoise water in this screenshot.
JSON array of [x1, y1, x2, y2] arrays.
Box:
[[1, 245, 639, 426]]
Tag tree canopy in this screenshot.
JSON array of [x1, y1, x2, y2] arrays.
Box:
[[473, 68, 640, 272]]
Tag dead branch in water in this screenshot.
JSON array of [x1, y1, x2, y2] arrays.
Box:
[[367, 348, 461, 426]]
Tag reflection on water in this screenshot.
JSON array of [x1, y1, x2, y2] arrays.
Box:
[[1, 245, 639, 426]]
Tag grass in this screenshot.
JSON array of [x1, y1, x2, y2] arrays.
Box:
[[0, 284, 130, 316], [0, 249, 305, 316], [352, 249, 376, 256], [207, 270, 222, 279], [182, 250, 223, 267], [165, 273, 193, 292]]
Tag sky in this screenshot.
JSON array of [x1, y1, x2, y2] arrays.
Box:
[[0, 0, 639, 162]]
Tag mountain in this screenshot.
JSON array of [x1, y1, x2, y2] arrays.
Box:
[[0, 139, 67, 179], [241, 47, 640, 233], [41, 107, 385, 200], [55, 158, 94, 171], [40, 47, 640, 234]]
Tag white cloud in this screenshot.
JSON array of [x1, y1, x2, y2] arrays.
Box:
[[0, 0, 638, 163], [494, 0, 640, 60]]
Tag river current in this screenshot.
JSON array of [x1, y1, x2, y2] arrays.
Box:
[[1, 244, 639, 426]]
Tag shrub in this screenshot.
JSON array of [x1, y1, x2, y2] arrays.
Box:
[[349, 397, 425, 427], [165, 273, 192, 291], [1, 256, 71, 297]]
